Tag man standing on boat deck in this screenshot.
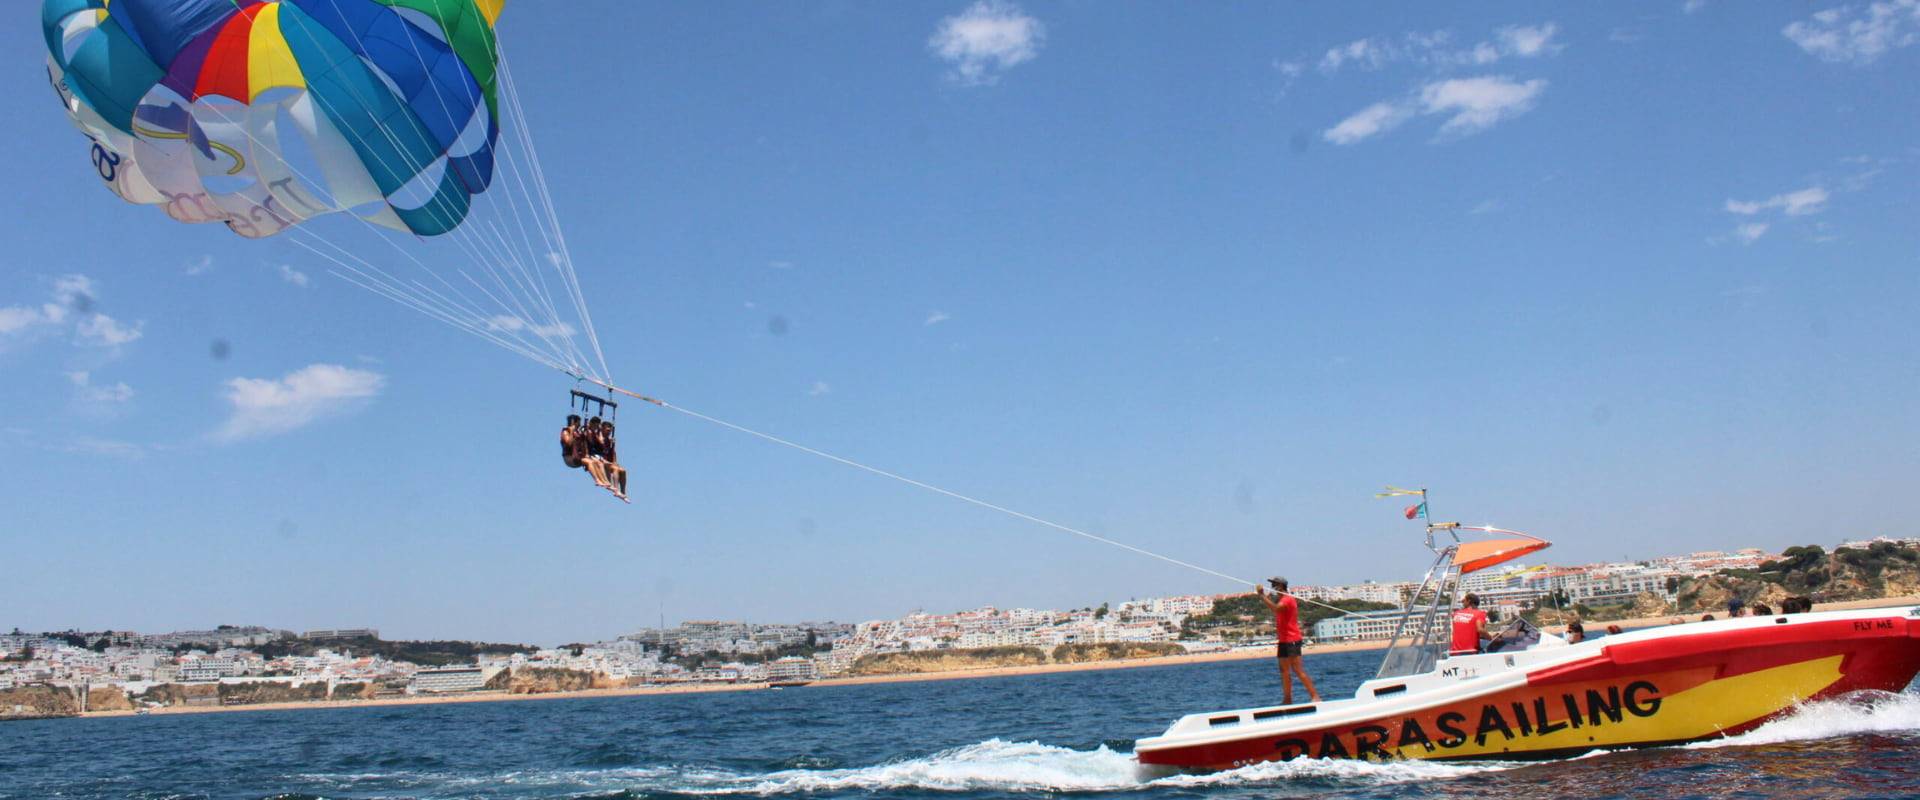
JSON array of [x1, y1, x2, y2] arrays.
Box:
[[1256, 577, 1320, 704], [1450, 593, 1493, 655]]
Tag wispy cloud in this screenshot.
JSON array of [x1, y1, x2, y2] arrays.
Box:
[[484, 315, 577, 339], [184, 255, 213, 276], [924, 310, 953, 326], [1325, 76, 1546, 144], [75, 313, 143, 346], [1684, 0, 1710, 14], [929, 0, 1045, 86], [807, 380, 832, 397], [0, 275, 141, 348], [67, 370, 134, 405], [1725, 186, 1830, 216], [1783, 1, 1920, 65], [1470, 199, 1503, 215], [277, 264, 311, 288], [1732, 222, 1771, 245], [214, 364, 385, 442], [1324, 102, 1413, 145], [1421, 76, 1549, 137], [768, 260, 793, 270], [1315, 23, 1559, 75]]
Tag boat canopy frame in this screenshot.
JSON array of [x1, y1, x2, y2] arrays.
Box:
[[1374, 529, 1461, 679]]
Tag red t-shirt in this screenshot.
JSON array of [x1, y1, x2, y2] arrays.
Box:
[[1273, 595, 1303, 643], [1450, 608, 1488, 654]]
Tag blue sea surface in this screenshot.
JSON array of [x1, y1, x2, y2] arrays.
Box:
[[3, 650, 1917, 799]]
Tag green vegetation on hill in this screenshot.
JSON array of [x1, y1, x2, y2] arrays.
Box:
[[252, 636, 536, 666], [1180, 594, 1397, 640]]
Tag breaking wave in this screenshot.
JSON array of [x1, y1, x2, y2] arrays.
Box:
[[1686, 688, 1920, 750]]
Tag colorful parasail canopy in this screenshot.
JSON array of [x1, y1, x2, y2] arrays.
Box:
[[42, 0, 505, 238]]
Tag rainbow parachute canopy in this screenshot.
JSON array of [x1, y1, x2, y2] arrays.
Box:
[[43, 0, 506, 238]]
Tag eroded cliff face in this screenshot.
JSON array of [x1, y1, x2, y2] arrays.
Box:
[[503, 667, 616, 694], [1051, 642, 1185, 663], [85, 686, 134, 712], [849, 647, 1049, 676], [0, 686, 81, 720]]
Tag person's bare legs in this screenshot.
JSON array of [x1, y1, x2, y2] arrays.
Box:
[[585, 458, 611, 488], [612, 464, 629, 498], [1278, 656, 1294, 705], [1284, 657, 1321, 702]]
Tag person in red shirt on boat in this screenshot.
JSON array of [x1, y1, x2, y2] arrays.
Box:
[[1255, 577, 1320, 705], [1449, 593, 1494, 655]]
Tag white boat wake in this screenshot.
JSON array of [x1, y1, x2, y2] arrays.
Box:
[[1683, 688, 1920, 751]]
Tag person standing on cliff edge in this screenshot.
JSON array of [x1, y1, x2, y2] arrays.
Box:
[[1256, 577, 1320, 705]]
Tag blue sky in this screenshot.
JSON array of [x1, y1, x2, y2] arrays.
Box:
[[3, 2, 1917, 645]]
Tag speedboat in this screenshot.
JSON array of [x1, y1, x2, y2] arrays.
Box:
[[1135, 506, 1920, 769]]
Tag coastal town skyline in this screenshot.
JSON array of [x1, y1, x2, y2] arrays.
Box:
[[12, 534, 1909, 649]]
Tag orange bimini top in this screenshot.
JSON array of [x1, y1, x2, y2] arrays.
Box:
[[1453, 535, 1551, 575]]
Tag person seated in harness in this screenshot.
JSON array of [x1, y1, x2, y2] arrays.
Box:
[[562, 415, 612, 491], [598, 419, 630, 501]]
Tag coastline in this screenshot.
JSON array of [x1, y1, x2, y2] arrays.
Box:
[[81, 594, 1918, 720]]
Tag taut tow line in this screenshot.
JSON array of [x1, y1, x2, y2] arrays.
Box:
[[570, 373, 1355, 614]]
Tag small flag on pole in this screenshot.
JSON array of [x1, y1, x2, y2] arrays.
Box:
[[1375, 485, 1425, 498], [1404, 502, 1428, 520]]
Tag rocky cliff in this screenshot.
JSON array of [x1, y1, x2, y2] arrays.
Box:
[[502, 667, 616, 694], [1051, 642, 1185, 663], [0, 686, 81, 720], [848, 646, 1049, 676]]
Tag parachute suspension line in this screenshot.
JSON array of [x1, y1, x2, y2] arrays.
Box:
[[182, 97, 577, 372], [295, 240, 572, 372], [189, 79, 580, 375], [257, 20, 602, 380], [497, 51, 611, 384], [379, 20, 593, 377]]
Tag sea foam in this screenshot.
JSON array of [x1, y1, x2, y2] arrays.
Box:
[[1684, 688, 1920, 750], [480, 739, 1508, 795]]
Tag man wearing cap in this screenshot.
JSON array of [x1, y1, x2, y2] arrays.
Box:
[[1255, 577, 1320, 705]]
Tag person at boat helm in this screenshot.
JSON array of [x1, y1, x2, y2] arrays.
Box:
[[1563, 615, 1586, 644], [1449, 593, 1497, 655], [1255, 577, 1320, 704]]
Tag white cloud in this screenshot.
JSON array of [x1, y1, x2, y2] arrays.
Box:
[[1783, 0, 1920, 64], [807, 380, 832, 397], [215, 364, 385, 442], [484, 314, 577, 339], [1734, 222, 1770, 244], [1470, 199, 1503, 215], [768, 260, 793, 270], [278, 264, 311, 288], [925, 310, 952, 326], [0, 275, 140, 347], [929, 0, 1045, 86], [1495, 23, 1561, 57], [1725, 186, 1830, 216], [75, 313, 143, 347], [68, 370, 135, 404], [1684, 0, 1709, 14], [1314, 23, 1559, 75], [0, 305, 45, 335], [1420, 76, 1549, 137], [184, 255, 213, 276], [1324, 101, 1413, 144]]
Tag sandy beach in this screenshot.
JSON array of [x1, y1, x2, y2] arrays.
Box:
[[82, 595, 1918, 719]]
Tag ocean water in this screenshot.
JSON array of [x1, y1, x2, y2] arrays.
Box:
[[3, 650, 1918, 800]]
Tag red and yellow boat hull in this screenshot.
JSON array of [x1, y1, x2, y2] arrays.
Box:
[[1135, 607, 1920, 769]]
